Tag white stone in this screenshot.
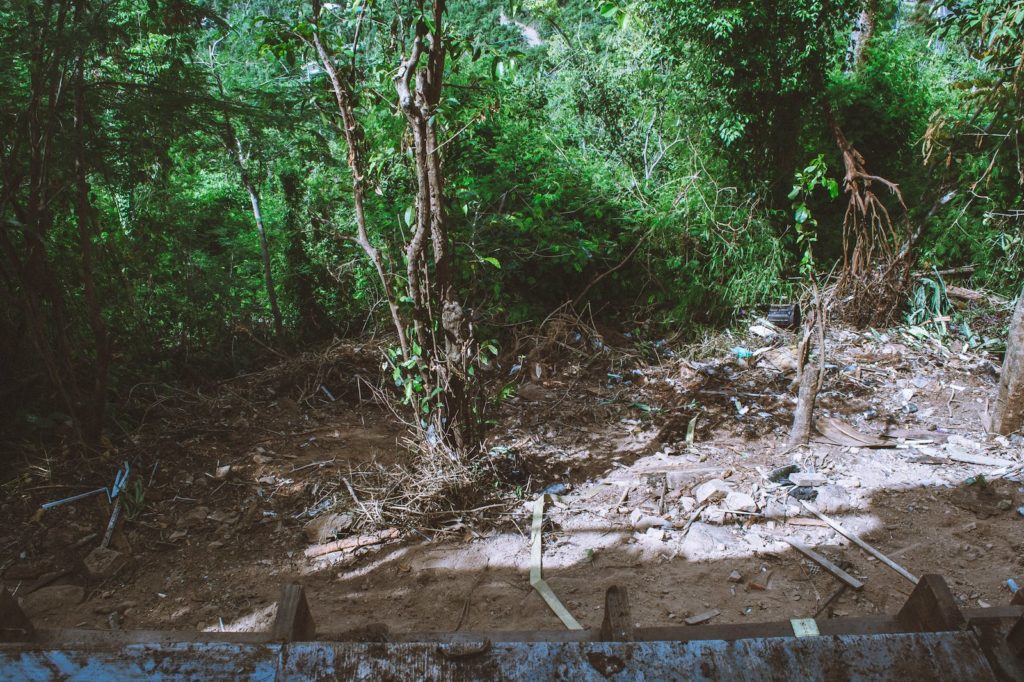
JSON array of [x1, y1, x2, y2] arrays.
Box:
[[724, 491, 757, 513], [693, 479, 733, 504], [788, 472, 827, 487]]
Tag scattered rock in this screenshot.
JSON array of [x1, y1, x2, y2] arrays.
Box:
[[694, 479, 733, 504], [214, 465, 232, 479], [723, 491, 756, 513], [749, 570, 773, 591], [645, 527, 667, 541], [208, 510, 240, 525], [253, 454, 273, 465], [815, 485, 853, 514], [19, 585, 85, 616], [997, 499, 1013, 512], [788, 472, 827, 487], [728, 570, 742, 583], [517, 383, 553, 402], [93, 600, 136, 615], [303, 513, 355, 544], [179, 506, 210, 528], [762, 347, 798, 373], [684, 608, 720, 625], [787, 486, 818, 502], [768, 464, 799, 483], [680, 523, 737, 559], [630, 509, 670, 530], [84, 546, 128, 579]]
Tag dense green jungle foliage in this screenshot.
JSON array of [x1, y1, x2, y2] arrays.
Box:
[[0, 0, 1021, 452]]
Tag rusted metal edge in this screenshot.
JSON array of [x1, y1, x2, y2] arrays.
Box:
[[0, 633, 1005, 681]]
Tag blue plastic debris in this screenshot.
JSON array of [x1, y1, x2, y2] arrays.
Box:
[[1017, 506, 1024, 518], [41, 462, 130, 510], [731, 347, 753, 359], [1009, 578, 1020, 594], [540, 482, 570, 496]]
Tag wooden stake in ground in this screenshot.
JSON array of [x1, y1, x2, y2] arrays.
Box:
[[992, 291, 1024, 436], [788, 285, 826, 446]]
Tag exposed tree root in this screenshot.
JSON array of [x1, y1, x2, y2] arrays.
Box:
[[826, 104, 912, 327]]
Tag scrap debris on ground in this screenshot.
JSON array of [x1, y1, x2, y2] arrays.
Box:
[[2, 316, 1022, 635]]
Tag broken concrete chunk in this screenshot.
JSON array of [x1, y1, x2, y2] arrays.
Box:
[[644, 527, 668, 541], [724, 491, 757, 513], [19, 585, 85, 616], [815, 485, 852, 514], [765, 497, 802, 518], [83, 546, 128, 579], [694, 479, 733, 504], [728, 570, 743, 583], [788, 472, 828, 487]]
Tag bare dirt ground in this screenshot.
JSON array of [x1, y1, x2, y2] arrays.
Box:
[[3, 319, 1023, 638]]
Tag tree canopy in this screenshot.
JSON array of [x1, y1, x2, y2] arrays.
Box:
[[0, 0, 1020, 453]]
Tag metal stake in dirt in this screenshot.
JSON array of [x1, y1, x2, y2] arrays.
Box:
[[41, 462, 130, 511]]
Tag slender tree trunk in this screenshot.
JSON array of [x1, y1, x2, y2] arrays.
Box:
[[310, 0, 482, 457], [992, 292, 1024, 435], [237, 158, 284, 338], [210, 52, 284, 338], [310, 10, 409, 358], [395, 0, 481, 456]]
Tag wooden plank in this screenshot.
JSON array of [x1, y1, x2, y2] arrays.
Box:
[[599, 586, 633, 642], [800, 501, 918, 585], [897, 575, 965, 632], [271, 584, 315, 642], [784, 539, 864, 591]]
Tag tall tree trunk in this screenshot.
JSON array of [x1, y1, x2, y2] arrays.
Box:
[[395, 0, 481, 456], [310, 0, 482, 458], [992, 292, 1024, 435]]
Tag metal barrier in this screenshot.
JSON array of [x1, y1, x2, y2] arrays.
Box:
[[2, 575, 1023, 680]]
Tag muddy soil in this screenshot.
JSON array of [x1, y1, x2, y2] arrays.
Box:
[[2, 324, 1022, 637]]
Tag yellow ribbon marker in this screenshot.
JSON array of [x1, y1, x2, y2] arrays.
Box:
[[530, 494, 583, 630]]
